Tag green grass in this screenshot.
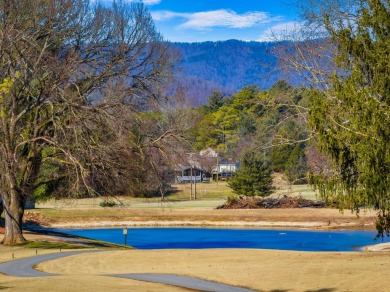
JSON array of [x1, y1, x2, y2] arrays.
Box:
[[150, 181, 235, 201], [272, 184, 319, 200]]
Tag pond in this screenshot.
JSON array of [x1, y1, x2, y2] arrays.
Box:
[[53, 227, 390, 251]]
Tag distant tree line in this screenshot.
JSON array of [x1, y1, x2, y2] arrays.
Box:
[[190, 80, 311, 185]]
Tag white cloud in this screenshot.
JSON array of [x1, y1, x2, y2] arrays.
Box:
[[142, 0, 161, 5], [181, 9, 271, 29], [151, 10, 184, 21], [152, 9, 278, 30], [257, 21, 303, 41]]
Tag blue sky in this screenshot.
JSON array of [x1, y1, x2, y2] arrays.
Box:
[[110, 0, 300, 42]]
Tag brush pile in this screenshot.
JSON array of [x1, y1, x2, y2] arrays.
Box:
[[217, 195, 326, 209]]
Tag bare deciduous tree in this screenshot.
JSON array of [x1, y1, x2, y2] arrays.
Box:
[[0, 0, 175, 245]]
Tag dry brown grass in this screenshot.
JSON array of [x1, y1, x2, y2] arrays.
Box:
[[25, 207, 378, 231], [38, 249, 390, 292], [1, 237, 390, 292]]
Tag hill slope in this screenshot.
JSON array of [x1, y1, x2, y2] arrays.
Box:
[[171, 40, 283, 105]]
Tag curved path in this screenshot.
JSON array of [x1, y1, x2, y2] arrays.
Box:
[[0, 251, 257, 291], [0, 250, 100, 277], [111, 273, 257, 292]]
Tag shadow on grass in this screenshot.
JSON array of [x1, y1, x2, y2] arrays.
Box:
[[21, 241, 88, 249], [23, 228, 131, 249]]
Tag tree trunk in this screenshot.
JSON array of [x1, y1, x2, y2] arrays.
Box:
[[0, 197, 3, 217], [2, 189, 26, 245]]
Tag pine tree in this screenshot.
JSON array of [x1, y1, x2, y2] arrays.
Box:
[[205, 91, 225, 113], [285, 143, 308, 184], [228, 151, 273, 197]]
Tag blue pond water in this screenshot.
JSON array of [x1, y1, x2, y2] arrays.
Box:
[[53, 227, 390, 251]]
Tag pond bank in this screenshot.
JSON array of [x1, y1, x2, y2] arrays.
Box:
[[24, 207, 377, 231]]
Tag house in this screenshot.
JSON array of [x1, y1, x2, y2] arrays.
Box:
[[175, 165, 204, 183], [172, 148, 240, 183], [213, 162, 240, 173], [212, 161, 240, 181]]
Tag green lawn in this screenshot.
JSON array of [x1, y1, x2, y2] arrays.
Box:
[[168, 181, 234, 200], [273, 184, 319, 200]]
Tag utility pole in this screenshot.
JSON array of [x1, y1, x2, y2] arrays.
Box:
[[187, 152, 197, 200], [190, 164, 193, 201], [194, 166, 197, 200], [216, 153, 219, 186]]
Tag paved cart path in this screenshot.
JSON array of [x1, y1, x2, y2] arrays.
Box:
[[111, 273, 257, 292], [0, 251, 257, 291], [0, 250, 100, 277]]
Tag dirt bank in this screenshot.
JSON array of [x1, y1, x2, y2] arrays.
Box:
[[24, 207, 378, 230]]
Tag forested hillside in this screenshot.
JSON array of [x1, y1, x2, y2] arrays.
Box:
[[189, 81, 310, 184], [171, 40, 283, 106]]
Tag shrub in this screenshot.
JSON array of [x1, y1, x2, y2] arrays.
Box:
[[99, 200, 116, 207]]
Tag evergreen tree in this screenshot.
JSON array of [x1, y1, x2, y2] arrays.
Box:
[[205, 91, 225, 113], [303, 0, 390, 236], [285, 143, 308, 184], [228, 151, 273, 197], [269, 79, 293, 92]]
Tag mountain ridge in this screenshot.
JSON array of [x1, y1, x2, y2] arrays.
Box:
[[170, 40, 285, 106]]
